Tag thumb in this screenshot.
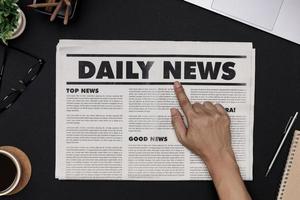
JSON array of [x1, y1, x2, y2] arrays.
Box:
[[170, 108, 187, 144]]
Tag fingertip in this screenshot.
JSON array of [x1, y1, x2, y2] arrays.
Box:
[[173, 82, 194, 116], [170, 108, 178, 116], [174, 81, 181, 89]]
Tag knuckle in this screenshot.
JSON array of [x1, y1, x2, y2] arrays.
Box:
[[175, 85, 183, 92], [216, 103, 225, 111], [215, 103, 222, 107], [187, 112, 198, 123], [194, 102, 201, 106], [202, 114, 218, 126], [180, 98, 190, 107], [222, 114, 231, 124], [212, 112, 221, 120], [192, 103, 202, 111], [203, 101, 211, 105]]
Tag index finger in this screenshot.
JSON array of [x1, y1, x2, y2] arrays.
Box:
[[174, 81, 194, 116]]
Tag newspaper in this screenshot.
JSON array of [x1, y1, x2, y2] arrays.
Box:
[[56, 40, 255, 180]]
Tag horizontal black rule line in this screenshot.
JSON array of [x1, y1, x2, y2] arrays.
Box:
[[66, 54, 247, 58], [66, 82, 247, 86]]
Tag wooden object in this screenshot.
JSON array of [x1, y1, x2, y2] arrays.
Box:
[[64, 0, 71, 6], [277, 130, 300, 200], [46, 0, 57, 12], [27, 2, 59, 8], [0, 146, 31, 195], [50, 0, 63, 22], [64, 4, 71, 25], [28, 0, 73, 25]]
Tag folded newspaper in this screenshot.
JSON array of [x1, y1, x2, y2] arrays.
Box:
[[56, 40, 255, 180]]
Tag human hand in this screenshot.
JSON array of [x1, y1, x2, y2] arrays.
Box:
[[170, 82, 251, 200], [170, 81, 235, 166]]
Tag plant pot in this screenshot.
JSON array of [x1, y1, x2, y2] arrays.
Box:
[[9, 9, 26, 40]]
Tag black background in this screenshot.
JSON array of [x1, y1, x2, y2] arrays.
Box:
[[1, 0, 300, 199]]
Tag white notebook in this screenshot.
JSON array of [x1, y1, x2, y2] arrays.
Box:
[[185, 0, 300, 44]]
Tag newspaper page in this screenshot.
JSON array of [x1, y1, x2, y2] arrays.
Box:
[[56, 40, 255, 180]]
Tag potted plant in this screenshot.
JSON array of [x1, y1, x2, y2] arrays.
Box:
[[0, 0, 26, 44]]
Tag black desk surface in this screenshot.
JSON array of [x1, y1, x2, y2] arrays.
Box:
[[1, 0, 300, 199]]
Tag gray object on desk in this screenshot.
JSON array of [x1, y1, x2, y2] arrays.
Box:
[[0, 45, 7, 91], [265, 112, 299, 176]]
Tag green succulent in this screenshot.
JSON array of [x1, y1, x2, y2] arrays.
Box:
[[0, 0, 19, 44]]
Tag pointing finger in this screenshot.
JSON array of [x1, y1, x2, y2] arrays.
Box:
[[173, 81, 194, 116]]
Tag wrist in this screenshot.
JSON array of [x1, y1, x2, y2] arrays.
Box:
[[203, 150, 251, 200], [204, 149, 239, 178]]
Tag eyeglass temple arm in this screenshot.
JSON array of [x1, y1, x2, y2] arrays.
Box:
[[0, 46, 7, 90], [0, 43, 44, 63], [8, 45, 42, 61]]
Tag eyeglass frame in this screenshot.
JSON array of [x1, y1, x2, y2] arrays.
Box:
[[0, 44, 45, 113]]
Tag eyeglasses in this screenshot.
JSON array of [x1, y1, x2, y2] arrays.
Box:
[[0, 44, 45, 113]]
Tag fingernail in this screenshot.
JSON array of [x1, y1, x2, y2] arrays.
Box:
[[174, 81, 181, 88], [170, 108, 177, 115]]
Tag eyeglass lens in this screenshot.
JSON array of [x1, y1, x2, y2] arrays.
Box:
[[21, 60, 43, 86], [0, 90, 22, 112]]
